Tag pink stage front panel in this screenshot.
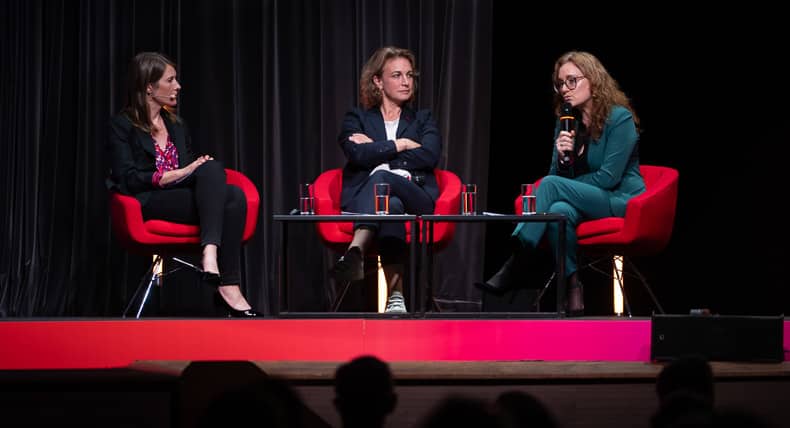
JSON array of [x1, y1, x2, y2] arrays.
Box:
[[0, 319, 651, 370], [1, 319, 787, 370], [362, 320, 650, 361]]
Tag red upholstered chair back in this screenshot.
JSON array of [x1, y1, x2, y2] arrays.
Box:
[[109, 168, 259, 318], [577, 165, 678, 253], [512, 165, 679, 314], [513, 165, 679, 254], [312, 168, 462, 253], [109, 168, 260, 256]]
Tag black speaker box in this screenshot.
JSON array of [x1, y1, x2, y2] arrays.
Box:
[[651, 314, 785, 362]]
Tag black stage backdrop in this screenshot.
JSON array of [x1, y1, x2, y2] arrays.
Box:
[[0, 0, 492, 316], [1, 1, 786, 317]]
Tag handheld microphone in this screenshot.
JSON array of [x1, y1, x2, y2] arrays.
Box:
[[560, 102, 575, 165]]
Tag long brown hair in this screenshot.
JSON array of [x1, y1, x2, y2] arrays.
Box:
[[122, 52, 179, 132], [553, 51, 639, 140], [359, 46, 419, 109]]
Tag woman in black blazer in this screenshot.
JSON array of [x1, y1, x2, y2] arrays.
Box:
[[106, 52, 260, 317], [331, 46, 442, 313]]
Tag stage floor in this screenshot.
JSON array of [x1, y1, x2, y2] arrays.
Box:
[[1, 317, 788, 370]]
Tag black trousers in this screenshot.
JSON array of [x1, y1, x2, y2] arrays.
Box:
[[342, 170, 434, 264], [141, 161, 247, 285]]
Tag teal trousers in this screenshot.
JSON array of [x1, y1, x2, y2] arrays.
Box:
[[512, 175, 615, 277]]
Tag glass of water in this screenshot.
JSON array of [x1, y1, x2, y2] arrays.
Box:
[[462, 183, 477, 215], [521, 183, 536, 215], [299, 183, 314, 215], [375, 183, 390, 215]]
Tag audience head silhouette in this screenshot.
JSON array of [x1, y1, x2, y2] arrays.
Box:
[[199, 377, 308, 428], [652, 356, 716, 428], [651, 390, 714, 428], [655, 355, 714, 406], [177, 361, 316, 428], [334, 355, 396, 428]]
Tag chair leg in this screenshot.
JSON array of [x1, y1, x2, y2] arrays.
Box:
[[585, 256, 634, 317], [538, 255, 663, 316], [586, 255, 665, 316], [533, 272, 556, 312], [123, 255, 163, 319], [122, 255, 212, 318], [332, 281, 353, 312], [623, 257, 665, 314], [171, 256, 202, 273]]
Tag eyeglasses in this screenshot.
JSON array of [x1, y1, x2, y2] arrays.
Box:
[[553, 75, 585, 93]]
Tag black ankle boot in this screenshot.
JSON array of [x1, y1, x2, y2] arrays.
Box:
[[475, 253, 520, 295], [330, 247, 364, 282], [565, 276, 584, 317]]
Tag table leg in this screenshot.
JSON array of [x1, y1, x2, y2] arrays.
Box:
[[409, 219, 417, 314], [556, 217, 566, 317], [427, 220, 436, 312], [276, 221, 288, 316]]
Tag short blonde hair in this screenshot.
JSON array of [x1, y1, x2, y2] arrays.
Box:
[[359, 46, 419, 109]]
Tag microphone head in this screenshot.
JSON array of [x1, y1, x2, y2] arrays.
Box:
[[560, 102, 575, 133], [561, 102, 573, 117]]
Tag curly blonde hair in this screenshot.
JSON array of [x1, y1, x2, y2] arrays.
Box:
[[359, 47, 419, 109], [553, 51, 639, 139]]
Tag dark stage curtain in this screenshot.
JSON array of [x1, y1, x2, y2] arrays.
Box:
[[0, 0, 492, 316]]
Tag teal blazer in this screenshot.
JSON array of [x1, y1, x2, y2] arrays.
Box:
[[548, 105, 645, 216]]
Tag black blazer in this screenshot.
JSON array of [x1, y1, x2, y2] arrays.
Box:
[[337, 106, 442, 204], [106, 112, 195, 206]]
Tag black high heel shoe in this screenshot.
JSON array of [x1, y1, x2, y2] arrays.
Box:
[[214, 293, 262, 318], [474, 253, 519, 295], [565, 277, 585, 317]]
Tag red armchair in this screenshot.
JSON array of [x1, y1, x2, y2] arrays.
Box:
[[514, 165, 679, 315], [313, 168, 461, 251], [109, 168, 260, 318], [311, 168, 462, 310]]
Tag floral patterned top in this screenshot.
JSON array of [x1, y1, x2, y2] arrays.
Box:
[[151, 135, 179, 187]]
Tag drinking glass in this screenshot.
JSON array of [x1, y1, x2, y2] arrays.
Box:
[[375, 183, 390, 215], [461, 183, 478, 215]]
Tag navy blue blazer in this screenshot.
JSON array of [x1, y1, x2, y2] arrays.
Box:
[[106, 112, 196, 206], [337, 106, 442, 205]]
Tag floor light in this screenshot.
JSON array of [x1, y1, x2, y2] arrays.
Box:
[[613, 255, 624, 316]]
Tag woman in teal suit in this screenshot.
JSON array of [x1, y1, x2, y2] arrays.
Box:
[[477, 51, 645, 316]]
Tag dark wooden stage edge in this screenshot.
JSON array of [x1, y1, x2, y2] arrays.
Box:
[[1, 360, 787, 428], [131, 359, 790, 382], [134, 359, 790, 428]]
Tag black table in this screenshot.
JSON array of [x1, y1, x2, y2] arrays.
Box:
[[420, 213, 568, 317], [272, 214, 419, 317]]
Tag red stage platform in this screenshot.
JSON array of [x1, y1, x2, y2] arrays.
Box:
[[1, 318, 788, 370]]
